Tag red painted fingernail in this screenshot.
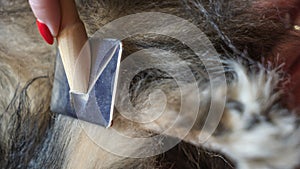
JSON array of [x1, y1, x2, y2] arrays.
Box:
[[36, 19, 54, 45]]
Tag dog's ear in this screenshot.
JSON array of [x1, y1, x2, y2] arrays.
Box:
[[259, 0, 300, 110], [271, 31, 300, 111], [253, 0, 300, 30], [254, 0, 300, 11]]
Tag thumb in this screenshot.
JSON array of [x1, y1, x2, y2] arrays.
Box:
[[29, 0, 61, 37]]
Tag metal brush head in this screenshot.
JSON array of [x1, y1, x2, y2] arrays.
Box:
[[50, 38, 122, 127]]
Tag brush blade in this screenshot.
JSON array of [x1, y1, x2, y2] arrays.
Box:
[[50, 39, 122, 127]]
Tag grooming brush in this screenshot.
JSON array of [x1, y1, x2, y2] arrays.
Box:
[[50, 0, 122, 127]]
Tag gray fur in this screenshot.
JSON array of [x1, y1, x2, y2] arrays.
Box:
[[0, 0, 299, 169]]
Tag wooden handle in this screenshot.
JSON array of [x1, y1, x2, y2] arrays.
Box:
[[57, 0, 90, 93]]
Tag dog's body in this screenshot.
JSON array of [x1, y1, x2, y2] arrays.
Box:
[[0, 0, 299, 169]]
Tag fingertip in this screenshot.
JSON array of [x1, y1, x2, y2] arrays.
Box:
[[36, 19, 54, 45], [29, 0, 61, 37]]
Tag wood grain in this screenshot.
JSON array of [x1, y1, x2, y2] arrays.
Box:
[[57, 0, 90, 93]]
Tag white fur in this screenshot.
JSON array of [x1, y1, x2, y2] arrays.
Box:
[[207, 62, 300, 169]]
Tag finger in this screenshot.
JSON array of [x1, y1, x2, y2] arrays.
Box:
[[29, 0, 61, 37]]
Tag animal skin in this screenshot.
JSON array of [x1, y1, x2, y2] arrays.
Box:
[[0, 0, 299, 169]]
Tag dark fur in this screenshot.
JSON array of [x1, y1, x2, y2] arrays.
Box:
[[0, 0, 298, 168]]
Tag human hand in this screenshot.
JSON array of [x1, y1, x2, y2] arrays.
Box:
[[29, 0, 61, 44], [30, 0, 89, 93]]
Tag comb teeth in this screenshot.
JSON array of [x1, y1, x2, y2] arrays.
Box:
[[50, 39, 122, 127]]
